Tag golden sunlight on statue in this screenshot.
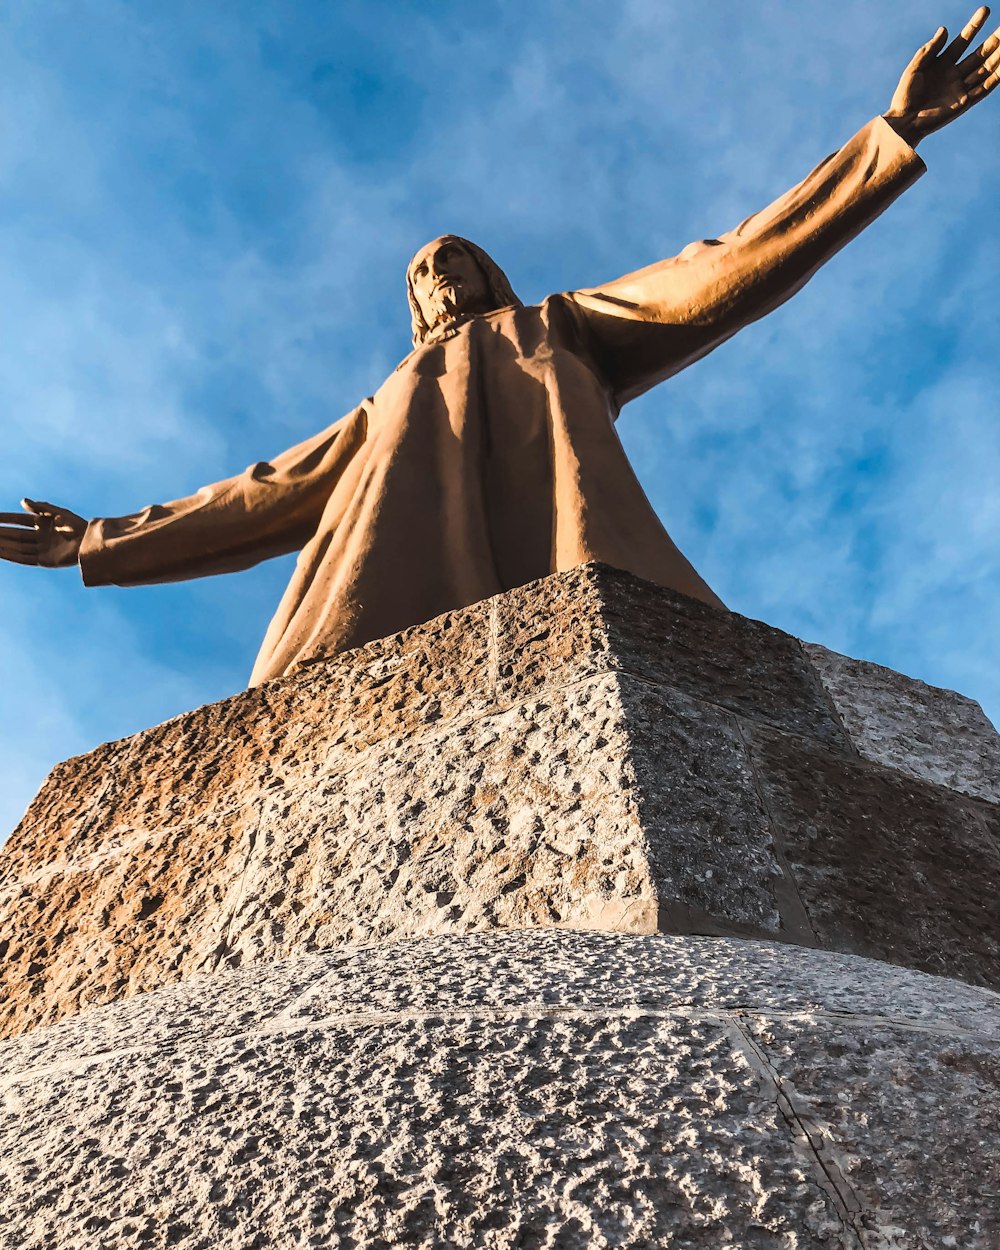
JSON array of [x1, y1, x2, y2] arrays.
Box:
[[2, 9, 997, 686]]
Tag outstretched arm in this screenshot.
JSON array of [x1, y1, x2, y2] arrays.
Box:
[[0, 406, 367, 587], [569, 8, 999, 407], [80, 407, 366, 587]]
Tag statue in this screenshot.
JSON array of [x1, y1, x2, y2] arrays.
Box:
[[2, 12, 997, 687]]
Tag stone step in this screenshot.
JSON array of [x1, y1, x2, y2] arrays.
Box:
[[1, 930, 997, 1250]]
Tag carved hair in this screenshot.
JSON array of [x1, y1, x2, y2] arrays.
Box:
[[407, 236, 522, 348]]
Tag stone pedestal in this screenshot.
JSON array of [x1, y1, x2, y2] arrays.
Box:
[[3, 931, 999, 1250], [1, 565, 998, 1247]]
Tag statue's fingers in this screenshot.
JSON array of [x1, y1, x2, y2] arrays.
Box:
[[19, 498, 85, 533], [0, 534, 41, 564], [964, 42, 1000, 83], [0, 550, 42, 566], [942, 6, 991, 63], [21, 498, 59, 518], [0, 512, 41, 527], [957, 26, 1000, 72], [902, 26, 949, 77], [969, 66, 1000, 98], [0, 529, 39, 548]]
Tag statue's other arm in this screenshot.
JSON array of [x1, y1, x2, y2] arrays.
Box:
[[0, 407, 365, 591], [569, 9, 999, 407], [75, 407, 366, 587]]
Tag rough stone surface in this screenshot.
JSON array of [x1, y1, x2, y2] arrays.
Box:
[[748, 724, 1000, 988], [744, 1015, 1000, 1249], [222, 675, 658, 965], [803, 641, 1000, 804], [1, 931, 997, 1250], [593, 568, 852, 749], [617, 676, 784, 932], [3, 564, 1000, 1039], [0, 819, 246, 1035], [0, 599, 495, 883]]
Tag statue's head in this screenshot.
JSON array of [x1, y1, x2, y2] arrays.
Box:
[[407, 235, 521, 347]]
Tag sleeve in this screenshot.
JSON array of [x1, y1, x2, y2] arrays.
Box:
[[567, 116, 926, 406], [79, 405, 367, 588]]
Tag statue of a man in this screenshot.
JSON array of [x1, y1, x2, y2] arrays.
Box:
[[2, 13, 997, 686]]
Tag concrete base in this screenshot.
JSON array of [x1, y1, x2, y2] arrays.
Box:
[[2, 930, 997, 1249], [2, 566, 1000, 1246], [2, 565, 998, 1040]]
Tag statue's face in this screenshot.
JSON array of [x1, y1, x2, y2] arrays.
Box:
[[408, 237, 493, 333]]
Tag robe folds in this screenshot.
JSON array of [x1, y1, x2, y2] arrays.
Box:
[[80, 118, 924, 687]]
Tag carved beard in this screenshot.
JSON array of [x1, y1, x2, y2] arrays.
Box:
[[425, 282, 468, 331]]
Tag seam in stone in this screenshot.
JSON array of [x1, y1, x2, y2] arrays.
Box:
[[733, 1004, 1000, 1037], [260, 1002, 1000, 1043], [726, 1014, 867, 1247], [795, 639, 861, 759], [4, 1001, 997, 1088], [732, 715, 820, 948]]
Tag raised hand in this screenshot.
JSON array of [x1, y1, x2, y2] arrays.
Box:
[[0, 499, 87, 569], [885, 7, 1000, 145]]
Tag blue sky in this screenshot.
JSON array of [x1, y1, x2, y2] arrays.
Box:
[[1, 1, 997, 840]]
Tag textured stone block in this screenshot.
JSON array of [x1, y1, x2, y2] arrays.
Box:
[[0, 814, 251, 1037], [495, 564, 852, 747], [223, 676, 658, 964], [220, 674, 795, 967], [804, 641, 1000, 804], [596, 566, 852, 748], [748, 723, 1000, 987], [3, 564, 999, 1040], [617, 676, 783, 931], [0, 598, 494, 888], [744, 1013, 1000, 1249], [1, 931, 997, 1250], [0, 1014, 822, 1248]]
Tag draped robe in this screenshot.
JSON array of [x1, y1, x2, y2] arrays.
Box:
[[80, 118, 924, 687]]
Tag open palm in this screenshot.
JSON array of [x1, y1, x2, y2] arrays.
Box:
[[0, 499, 87, 569], [887, 6, 1000, 143]]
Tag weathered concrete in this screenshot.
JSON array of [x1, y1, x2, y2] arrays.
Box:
[[749, 723, 1000, 982], [803, 641, 1000, 804], [2, 930, 997, 1250], [2, 565, 998, 1040]]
